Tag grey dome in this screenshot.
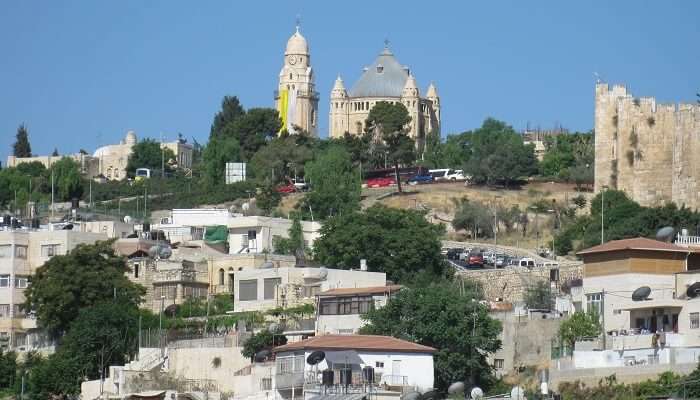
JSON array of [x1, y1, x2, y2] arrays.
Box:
[[349, 47, 410, 98]]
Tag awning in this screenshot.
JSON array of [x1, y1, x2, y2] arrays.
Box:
[[324, 350, 364, 366], [619, 299, 686, 311]]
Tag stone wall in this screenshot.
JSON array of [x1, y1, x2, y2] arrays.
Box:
[[459, 263, 583, 303], [594, 83, 700, 209]]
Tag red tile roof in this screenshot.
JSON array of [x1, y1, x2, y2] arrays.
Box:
[[318, 285, 403, 297], [577, 237, 692, 256], [273, 335, 436, 354]]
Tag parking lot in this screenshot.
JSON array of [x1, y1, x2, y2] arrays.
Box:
[[442, 245, 557, 272]]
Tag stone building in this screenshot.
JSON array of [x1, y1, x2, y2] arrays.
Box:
[[594, 83, 700, 208], [329, 44, 440, 149], [274, 26, 319, 136]]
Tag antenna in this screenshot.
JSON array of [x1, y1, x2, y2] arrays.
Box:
[[631, 286, 651, 301]]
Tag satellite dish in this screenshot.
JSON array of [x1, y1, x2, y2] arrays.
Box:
[[402, 392, 421, 400], [656, 226, 675, 242], [470, 387, 484, 399], [159, 246, 172, 259], [268, 322, 281, 333], [632, 286, 651, 301], [306, 350, 325, 365], [62, 223, 74, 230], [687, 282, 700, 298], [124, 215, 132, 224], [318, 267, 328, 280], [511, 386, 526, 400], [242, 202, 250, 211], [148, 245, 162, 259], [447, 382, 465, 394], [254, 349, 271, 362]]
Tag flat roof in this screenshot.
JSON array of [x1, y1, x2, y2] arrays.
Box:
[[273, 334, 436, 354], [318, 285, 403, 297], [577, 237, 692, 256]]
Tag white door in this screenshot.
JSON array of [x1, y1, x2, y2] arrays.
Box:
[[391, 360, 402, 384]]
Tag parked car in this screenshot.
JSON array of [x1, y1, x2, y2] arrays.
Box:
[[447, 248, 462, 261], [495, 256, 506, 268], [365, 177, 396, 188], [429, 169, 450, 180], [276, 184, 296, 194], [468, 253, 484, 267], [407, 174, 434, 185], [445, 169, 467, 181], [292, 178, 309, 191]]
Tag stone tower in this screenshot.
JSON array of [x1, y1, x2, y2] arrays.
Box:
[[425, 83, 440, 133], [594, 82, 700, 209], [401, 74, 422, 146], [329, 76, 349, 137], [275, 26, 319, 136]]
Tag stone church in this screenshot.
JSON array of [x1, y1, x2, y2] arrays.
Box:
[[329, 44, 441, 149], [274, 26, 319, 136]]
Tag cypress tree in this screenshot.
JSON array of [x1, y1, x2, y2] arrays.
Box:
[[13, 124, 32, 157]]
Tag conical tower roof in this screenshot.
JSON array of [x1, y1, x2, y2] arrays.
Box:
[[426, 82, 438, 98], [402, 74, 419, 97], [331, 75, 347, 98]]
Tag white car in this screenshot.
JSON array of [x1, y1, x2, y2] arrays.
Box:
[[445, 169, 467, 181]]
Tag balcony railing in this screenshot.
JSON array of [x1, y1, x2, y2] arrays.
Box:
[[153, 270, 197, 283], [675, 233, 700, 246], [273, 90, 320, 100]]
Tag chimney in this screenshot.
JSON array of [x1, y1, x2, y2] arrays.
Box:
[[360, 259, 368, 271]]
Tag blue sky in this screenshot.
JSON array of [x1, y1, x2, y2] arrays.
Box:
[[1, 1, 698, 161]]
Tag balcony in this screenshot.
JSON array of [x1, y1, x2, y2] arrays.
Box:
[[153, 270, 197, 283], [273, 90, 320, 100], [276, 371, 305, 389]]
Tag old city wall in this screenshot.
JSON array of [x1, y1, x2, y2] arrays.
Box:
[[594, 83, 700, 209], [460, 264, 583, 303]]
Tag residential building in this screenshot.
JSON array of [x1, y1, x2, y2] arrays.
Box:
[[273, 334, 436, 400], [550, 237, 700, 386], [316, 285, 402, 335], [0, 227, 107, 350]]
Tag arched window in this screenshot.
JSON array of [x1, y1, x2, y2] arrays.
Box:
[[219, 268, 225, 286], [134, 263, 139, 279], [289, 73, 293, 80]]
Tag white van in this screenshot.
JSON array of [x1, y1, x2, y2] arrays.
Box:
[[518, 258, 536, 268], [429, 169, 450, 180]]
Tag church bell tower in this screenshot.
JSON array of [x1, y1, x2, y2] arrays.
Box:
[[275, 24, 319, 136]]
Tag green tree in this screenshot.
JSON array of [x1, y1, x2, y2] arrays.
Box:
[[49, 157, 84, 201], [0, 167, 31, 207], [13, 124, 32, 157], [558, 311, 601, 348], [16, 161, 46, 177], [241, 330, 287, 362], [255, 179, 281, 215], [23, 240, 145, 337], [210, 96, 245, 140], [421, 130, 473, 169], [366, 102, 414, 193], [314, 205, 447, 283], [273, 213, 306, 258], [465, 119, 538, 187], [22, 351, 83, 400], [248, 136, 313, 184], [0, 349, 17, 390], [125, 139, 176, 176], [202, 136, 241, 185], [59, 301, 139, 383], [300, 145, 361, 220], [360, 281, 502, 392], [231, 108, 282, 159], [452, 199, 494, 238], [524, 281, 553, 310]]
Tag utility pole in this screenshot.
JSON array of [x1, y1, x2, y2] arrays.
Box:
[[601, 188, 606, 244], [601, 289, 606, 350], [50, 170, 55, 223], [144, 186, 147, 219], [160, 132, 165, 179]]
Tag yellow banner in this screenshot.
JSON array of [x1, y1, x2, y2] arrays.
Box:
[[278, 89, 289, 134]]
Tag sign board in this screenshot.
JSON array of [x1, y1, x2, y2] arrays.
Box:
[[225, 162, 247, 184]]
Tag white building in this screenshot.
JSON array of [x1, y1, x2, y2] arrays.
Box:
[[273, 334, 436, 400], [316, 285, 402, 335], [234, 267, 387, 314]]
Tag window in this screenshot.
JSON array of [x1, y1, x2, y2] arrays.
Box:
[[41, 244, 61, 257], [375, 361, 384, 368], [303, 285, 320, 298], [13, 333, 27, 347], [264, 278, 281, 300], [15, 246, 27, 259], [0, 305, 9, 318], [156, 284, 177, 299], [319, 296, 374, 315], [690, 312, 699, 329], [0, 245, 11, 258], [13, 304, 25, 317], [261, 377, 272, 391], [239, 279, 258, 301], [494, 359, 505, 369], [14, 276, 28, 289], [586, 293, 602, 315], [219, 269, 225, 286], [134, 263, 139, 279], [276, 355, 304, 374], [0, 275, 9, 288]]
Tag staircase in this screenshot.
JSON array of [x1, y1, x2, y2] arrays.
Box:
[[124, 347, 166, 372]]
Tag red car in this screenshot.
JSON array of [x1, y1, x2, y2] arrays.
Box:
[[365, 177, 396, 188], [276, 184, 296, 194], [468, 253, 484, 268]]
